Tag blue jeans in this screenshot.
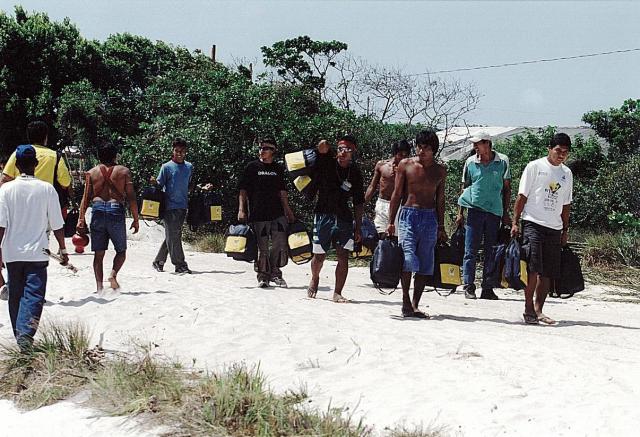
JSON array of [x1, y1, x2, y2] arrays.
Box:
[[7, 261, 48, 350], [463, 208, 501, 289], [91, 200, 127, 253]]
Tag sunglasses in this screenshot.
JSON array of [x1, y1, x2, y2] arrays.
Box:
[[337, 146, 354, 153], [259, 146, 276, 152]]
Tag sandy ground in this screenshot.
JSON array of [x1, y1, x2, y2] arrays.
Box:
[[1, 220, 639, 437]]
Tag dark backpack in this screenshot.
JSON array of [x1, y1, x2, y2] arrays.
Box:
[[425, 242, 462, 295], [503, 239, 528, 290], [484, 242, 507, 289], [550, 245, 585, 298], [224, 223, 258, 263], [285, 148, 318, 178], [187, 191, 223, 231], [370, 238, 404, 294], [293, 175, 317, 200], [139, 185, 165, 220], [352, 217, 379, 259], [287, 220, 313, 265], [450, 225, 465, 265]]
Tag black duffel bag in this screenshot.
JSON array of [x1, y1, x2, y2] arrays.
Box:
[[370, 238, 404, 294], [425, 242, 463, 295], [287, 220, 313, 265], [550, 245, 585, 298], [139, 185, 165, 220], [285, 148, 318, 178], [224, 223, 258, 263]]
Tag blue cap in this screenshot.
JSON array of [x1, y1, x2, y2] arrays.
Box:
[[15, 144, 36, 160]]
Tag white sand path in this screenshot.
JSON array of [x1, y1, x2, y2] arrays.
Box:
[[1, 222, 639, 436]]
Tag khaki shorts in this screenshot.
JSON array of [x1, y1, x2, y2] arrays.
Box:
[[374, 198, 400, 234]]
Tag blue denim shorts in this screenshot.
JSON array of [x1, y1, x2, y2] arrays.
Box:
[[312, 214, 354, 254], [91, 201, 127, 253], [398, 207, 437, 275]]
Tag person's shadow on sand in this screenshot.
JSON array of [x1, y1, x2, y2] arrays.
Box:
[[47, 290, 171, 307], [429, 313, 640, 330]]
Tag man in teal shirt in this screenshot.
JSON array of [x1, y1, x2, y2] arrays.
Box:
[[456, 132, 511, 300]]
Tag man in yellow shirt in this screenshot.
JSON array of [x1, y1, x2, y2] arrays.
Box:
[[0, 121, 72, 191]]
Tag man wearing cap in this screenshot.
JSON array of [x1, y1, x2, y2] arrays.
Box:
[[307, 134, 364, 303], [365, 140, 411, 238], [456, 131, 511, 300], [0, 145, 69, 351], [238, 137, 295, 288]]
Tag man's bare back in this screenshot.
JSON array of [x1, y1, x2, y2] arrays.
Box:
[[400, 157, 446, 209], [89, 164, 129, 202]]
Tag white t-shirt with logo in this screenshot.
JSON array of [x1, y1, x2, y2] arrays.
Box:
[[518, 157, 573, 230], [0, 175, 64, 263]]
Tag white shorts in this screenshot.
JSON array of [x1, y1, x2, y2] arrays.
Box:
[[374, 198, 400, 234]]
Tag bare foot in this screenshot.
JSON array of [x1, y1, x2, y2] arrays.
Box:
[[537, 313, 557, 325], [332, 293, 350, 303], [108, 276, 120, 290], [95, 284, 103, 294], [307, 277, 319, 298]]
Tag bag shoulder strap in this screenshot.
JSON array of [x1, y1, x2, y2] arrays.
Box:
[[98, 164, 125, 199]]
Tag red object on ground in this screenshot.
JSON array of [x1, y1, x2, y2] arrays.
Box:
[[71, 233, 89, 254]]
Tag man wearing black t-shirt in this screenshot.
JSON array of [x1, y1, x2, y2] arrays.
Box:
[[238, 138, 295, 288], [307, 135, 364, 303]]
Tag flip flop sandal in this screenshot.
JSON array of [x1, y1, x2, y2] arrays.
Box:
[[538, 315, 557, 325], [523, 313, 539, 325]]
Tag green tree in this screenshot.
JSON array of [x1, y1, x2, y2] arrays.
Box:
[[582, 98, 640, 161], [261, 36, 347, 96]]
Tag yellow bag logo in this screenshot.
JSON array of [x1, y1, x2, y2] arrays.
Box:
[[288, 232, 310, 250], [351, 246, 372, 258], [291, 253, 311, 263], [141, 200, 160, 218], [294, 175, 312, 192], [285, 151, 306, 171], [225, 236, 247, 253], [440, 263, 462, 286], [210, 205, 222, 221]]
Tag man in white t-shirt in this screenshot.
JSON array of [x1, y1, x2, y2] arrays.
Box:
[[511, 133, 573, 325], [0, 145, 69, 351]]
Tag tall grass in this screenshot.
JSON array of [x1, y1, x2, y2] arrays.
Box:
[[0, 320, 439, 436]]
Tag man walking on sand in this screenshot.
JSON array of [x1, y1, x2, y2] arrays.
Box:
[[238, 137, 295, 288], [77, 142, 139, 292], [365, 140, 411, 238], [511, 133, 573, 325], [387, 130, 447, 318], [456, 131, 512, 300], [307, 135, 364, 303], [152, 138, 194, 274], [0, 145, 69, 351]]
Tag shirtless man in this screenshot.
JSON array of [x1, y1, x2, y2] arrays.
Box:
[[77, 142, 139, 292], [387, 130, 447, 318], [365, 140, 411, 237]]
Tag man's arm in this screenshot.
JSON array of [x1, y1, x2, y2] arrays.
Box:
[[238, 190, 249, 223], [354, 203, 364, 243], [511, 194, 527, 237], [0, 174, 14, 188], [279, 190, 295, 223], [52, 227, 69, 265], [76, 171, 92, 234], [386, 160, 406, 236], [364, 161, 382, 203], [436, 166, 447, 242], [0, 227, 4, 287], [125, 169, 139, 234], [501, 179, 512, 225]]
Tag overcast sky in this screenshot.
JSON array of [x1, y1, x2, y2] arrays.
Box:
[[3, 0, 639, 126]]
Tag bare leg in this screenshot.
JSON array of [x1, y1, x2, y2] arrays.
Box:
[[93, 251, 106, 293], [401, 271, 413, 316], [523, 270, 539, 323], [308, 253, 325, 298], [108, 251, 126, 290], [534, 276, 555, 324], [412, 274, 428, 317], [333, 247, 349, 302]]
